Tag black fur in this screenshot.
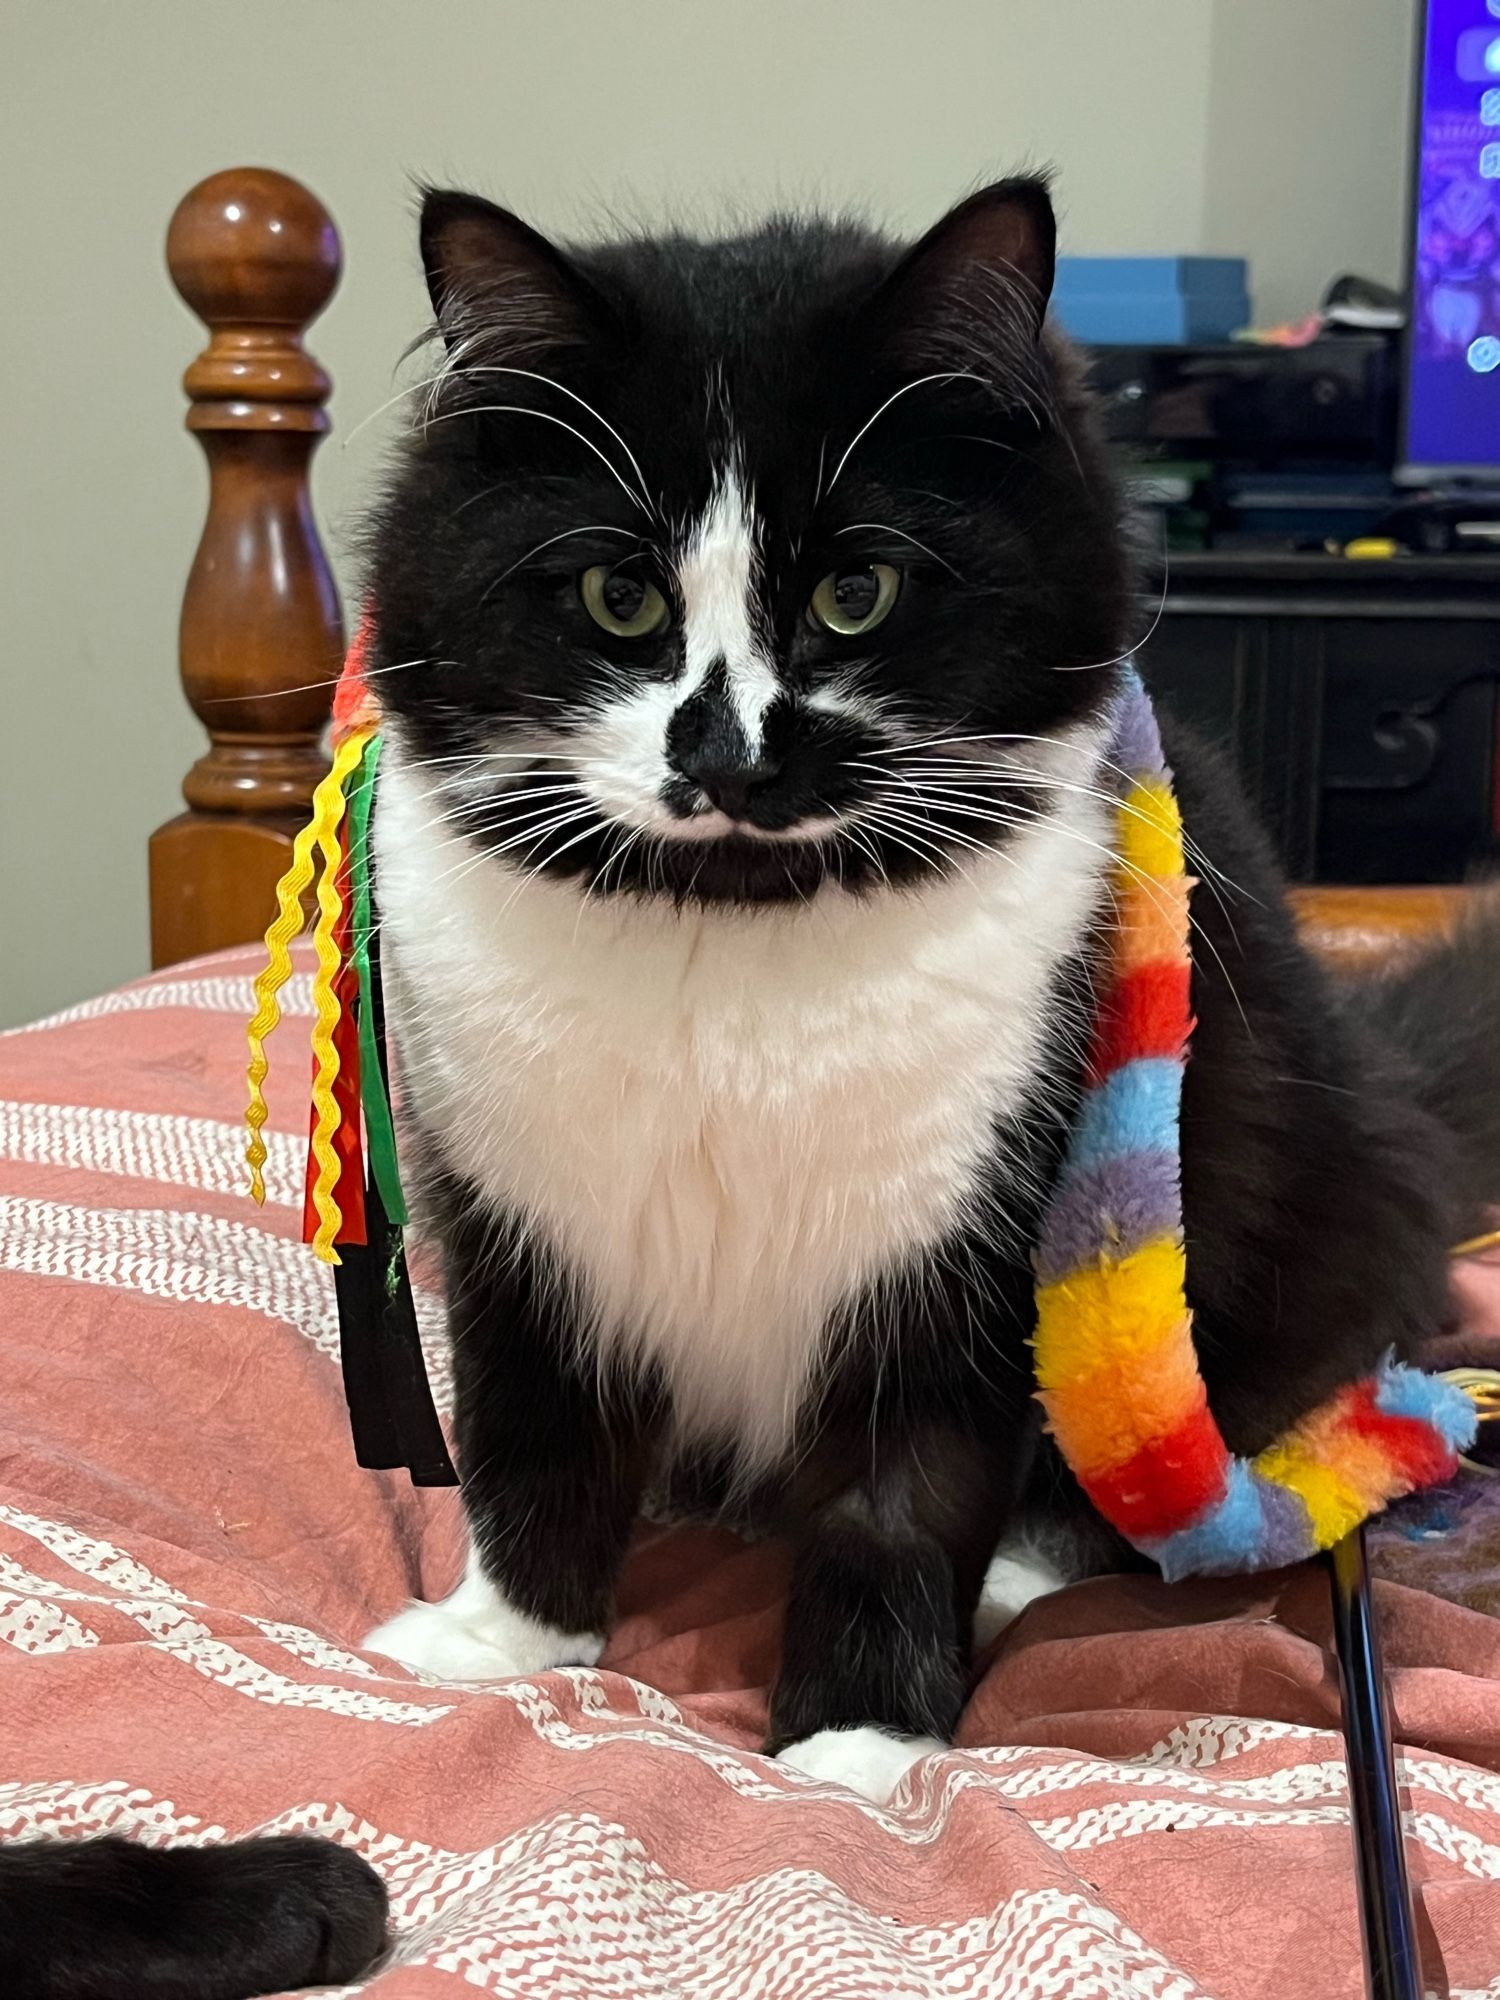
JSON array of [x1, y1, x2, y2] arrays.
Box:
[[0, 1836, 386, 1999], [1167, 728, 1469, 1451], [10, 176, 1497, 1996], [1339, 901, 1500, 1245]]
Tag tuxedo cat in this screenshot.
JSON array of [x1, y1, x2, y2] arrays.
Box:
[[5, 176, 1495, 1998], [355, 177, 1498, 1788]]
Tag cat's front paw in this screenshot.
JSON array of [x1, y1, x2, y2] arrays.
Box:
[[776, 1726, 946, 1805], [363, 1558, 602, 1683]]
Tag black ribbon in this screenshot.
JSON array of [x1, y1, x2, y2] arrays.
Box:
[[331, 869, 458, 1487]]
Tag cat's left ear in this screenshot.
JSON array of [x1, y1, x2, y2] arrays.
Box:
[[872, 175, 1057, 364]]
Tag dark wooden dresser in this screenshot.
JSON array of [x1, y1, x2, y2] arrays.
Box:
[[1139, 552, 1500, 883]]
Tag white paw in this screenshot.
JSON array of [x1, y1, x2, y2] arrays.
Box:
[[972, 1545, 1066, 1653], [364, 1553, 602, 1683], [776, 1726, 946, 1805]]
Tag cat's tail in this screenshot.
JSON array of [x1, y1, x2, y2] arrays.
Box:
[[1339, 894, 1500, 1244], [0, 1835, 387, 2000]]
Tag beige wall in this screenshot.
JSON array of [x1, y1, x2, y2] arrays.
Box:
[[1, 0, 1413, 1027], [1205, 0, 1417, 327]]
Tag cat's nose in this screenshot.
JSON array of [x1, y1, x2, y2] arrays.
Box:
[[666, 672, 785, 818], [670, 746, 783, 819]]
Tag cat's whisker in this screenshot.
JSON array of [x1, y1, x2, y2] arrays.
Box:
[[865, 765, 1223, 948], [863, 801, 998, 864], [856, 802, 978, 872], [444, 784, 588, 817], [911, 787, 1253, 1039], [810, 433, 829, 509], [584, 820, 650, 913], [402, 749, 592, 769], [498, 808, 634, 920], [345, 360, 657, 529], [390, 783, 588, 854], [423, 363, 658, 524], [839, 819, 892, 893], [1052, 553, 1170, 674], [400, 780, 574, 829], [437, 765, 588, 789], [356, 800, 599, 926], [832, 522, 963, 580], [207, 655, 456, 706], [825, 371, 987, 494], [416, 803, 603, 904], [874, 723, 1146, 791], [919, 759, 1247, 912], [870, 740, 1249, 905], [340, 370, 451, 448], [466, 798, 598, 846], [478, 524, 641, 606], [425, 403, 654, 519]]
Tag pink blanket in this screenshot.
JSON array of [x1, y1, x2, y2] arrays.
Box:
[[3, 947, 1499, 1998]]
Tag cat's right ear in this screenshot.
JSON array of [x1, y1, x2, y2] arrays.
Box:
[[419, 189, 605, 360], [867, 176, 1057, 376]]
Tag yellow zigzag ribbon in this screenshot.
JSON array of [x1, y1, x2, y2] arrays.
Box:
[[307, 725, 376, 1263], [244, 728, 373, 1224]]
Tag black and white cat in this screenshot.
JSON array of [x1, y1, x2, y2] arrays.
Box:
[[354, 178, 1496, 1790], [5, 176, 1496, 1999]]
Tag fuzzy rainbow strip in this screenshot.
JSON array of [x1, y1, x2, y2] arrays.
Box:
[[1032, 671, 1477, 1579]]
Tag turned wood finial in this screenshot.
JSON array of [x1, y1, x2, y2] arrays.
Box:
[[151, 168, 346, 967]]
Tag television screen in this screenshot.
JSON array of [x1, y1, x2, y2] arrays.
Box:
[[1401, 0, 1500, 480]]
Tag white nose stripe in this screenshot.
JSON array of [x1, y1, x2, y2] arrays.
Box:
[[676, 469, 779, 741]]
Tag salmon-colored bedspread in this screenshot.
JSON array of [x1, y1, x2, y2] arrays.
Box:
[[3, 946, 1499, 1999]]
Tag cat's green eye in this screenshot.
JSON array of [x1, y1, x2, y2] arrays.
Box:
[[580, 565, 670, 639], [808, 564, 901, 637]]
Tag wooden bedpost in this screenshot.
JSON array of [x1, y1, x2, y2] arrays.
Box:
[[150, 167, 345, 969]]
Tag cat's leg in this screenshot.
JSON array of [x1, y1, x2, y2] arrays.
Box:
[[769, 1425, 1021, 1805], [364, 1543, 610, 1682], [366, 1193, 656, 1681]]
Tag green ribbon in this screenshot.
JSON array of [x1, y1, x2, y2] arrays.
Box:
[[345, 735, 408, 1226]]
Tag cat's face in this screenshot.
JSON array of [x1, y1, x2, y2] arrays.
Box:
[[368, 178, 1133, 904]]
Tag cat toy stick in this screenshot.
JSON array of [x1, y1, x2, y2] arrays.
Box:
[[1330, 1527, 1421, 2000]]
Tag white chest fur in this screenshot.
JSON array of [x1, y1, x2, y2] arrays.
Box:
[[373, 735, 1110, 1461]]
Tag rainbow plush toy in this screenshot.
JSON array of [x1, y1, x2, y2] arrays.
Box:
[[1031, 673, 1476, 1579], [244, 638, 1476, 1556]]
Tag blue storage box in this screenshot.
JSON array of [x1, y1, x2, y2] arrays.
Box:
[[1051, 256, 1251, 345]]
